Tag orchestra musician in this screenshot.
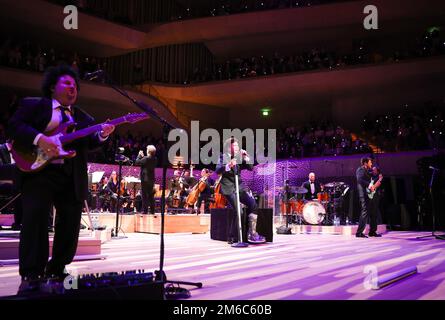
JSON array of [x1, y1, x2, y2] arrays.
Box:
[[216, 137, 266, 244], [194, 168, 214, 214], [106, 171, 119, 212], [168, 169, 186, 208]]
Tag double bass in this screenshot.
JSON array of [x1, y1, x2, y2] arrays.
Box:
[[210, 175, 227, 209]]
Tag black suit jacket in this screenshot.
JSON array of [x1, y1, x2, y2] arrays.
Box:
[[8, 97, 103, 201], [356, 166, 371, 199], [215, 153, 253, 196], [301, 180, 322, 200], [135, 154, 156, 185]]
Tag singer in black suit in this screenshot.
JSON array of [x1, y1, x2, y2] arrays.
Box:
[[356, 157, 381, 238], [8, 65, 115, 294], [135, 145, 157, 214], [301, 172, 322, 201], [215, 137, 265, 244]]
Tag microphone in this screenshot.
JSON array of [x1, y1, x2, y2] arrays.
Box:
[[429, 166, 440, 171], [84, 70, 104, 81]]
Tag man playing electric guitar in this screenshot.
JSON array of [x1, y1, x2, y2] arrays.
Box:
[[8, 65, 115, 294], [355, 157, 383, 238]]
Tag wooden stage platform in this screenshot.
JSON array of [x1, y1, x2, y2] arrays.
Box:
[[0, 231, 102, 260], [1, 229, 445, 299]]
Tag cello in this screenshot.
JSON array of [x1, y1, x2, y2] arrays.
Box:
[[209, 175, 227, 209], [185, 168, 211, 208]]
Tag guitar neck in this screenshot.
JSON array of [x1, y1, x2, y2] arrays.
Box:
[[59, 117, 127, 145]]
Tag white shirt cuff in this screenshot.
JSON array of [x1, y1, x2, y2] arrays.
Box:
[[33, 133, 43, 146], [97, 132, 108, 142]]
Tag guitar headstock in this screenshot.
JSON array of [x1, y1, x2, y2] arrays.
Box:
[[124, 113, 149, 124]]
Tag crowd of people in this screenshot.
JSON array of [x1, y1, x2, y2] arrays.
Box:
[[277, 121, 372, 159], [2, 28, 444, 87], [362, 102, 445, 152], [188, 29, 445, 84], [0, 36, 104, 81]]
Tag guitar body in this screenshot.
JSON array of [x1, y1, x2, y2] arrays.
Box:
[[11, 121, 77, 172], [10, 112, 148, 173]]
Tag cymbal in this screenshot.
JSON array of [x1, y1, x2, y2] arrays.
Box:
[[324, 182, 345, 188]]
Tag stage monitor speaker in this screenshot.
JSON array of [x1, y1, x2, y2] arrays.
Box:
[[210, 208, 273, 243]]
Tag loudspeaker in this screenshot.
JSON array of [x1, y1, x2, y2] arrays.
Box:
[[210, 208, 273, 242]]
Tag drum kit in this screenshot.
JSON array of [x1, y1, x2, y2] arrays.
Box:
[[278, 181, 349, 226]]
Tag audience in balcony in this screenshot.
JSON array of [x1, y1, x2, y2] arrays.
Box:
[[362, 101, 445, 152], [0, 36, 104, 80], [277, 121, 372, 159]]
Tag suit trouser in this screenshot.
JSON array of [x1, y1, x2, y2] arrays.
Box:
[[224, 190, 257, 241], [141, 182, 155, 214], [356, 195, 378, 235], [19, 165, 82, 278]]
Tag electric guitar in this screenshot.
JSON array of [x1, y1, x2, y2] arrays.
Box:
[[11, 113, 148, 172], [367, 175, 383, 199]]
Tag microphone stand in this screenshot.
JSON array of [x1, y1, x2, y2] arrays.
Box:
[[113, 156, 127, 238], [98, 72, 202, 297], [416, 167, 445, 240], [232, 162, 249, 248]]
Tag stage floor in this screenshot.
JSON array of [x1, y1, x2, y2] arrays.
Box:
[[1, 231, 445, 299]]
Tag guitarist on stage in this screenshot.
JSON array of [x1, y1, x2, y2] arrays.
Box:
[[8, 65, 115, 294], [355, 157, 382, 238]]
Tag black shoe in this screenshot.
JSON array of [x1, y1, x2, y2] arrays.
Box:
[[369, 232, 382, 237], [356, 233, 368, 238], [17, 276, 43, 295]]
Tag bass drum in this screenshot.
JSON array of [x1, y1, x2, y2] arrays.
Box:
[[302, 201, 326, 225]]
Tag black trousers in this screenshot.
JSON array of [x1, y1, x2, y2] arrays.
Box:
[[224, 190, 258, 240], [19, 165, 83, 278], [141, 182, 155, 214], [356, 195, 378, 235]]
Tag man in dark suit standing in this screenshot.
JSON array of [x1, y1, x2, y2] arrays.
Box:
[[301, 172, 323, 201], [356, 157, 382, 238], [135, 145, 157, 214], [216, 137, 265, 244], [8, 65, 115, 294]]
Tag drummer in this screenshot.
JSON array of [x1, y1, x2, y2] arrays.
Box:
[[301, 172, 324, 201]]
